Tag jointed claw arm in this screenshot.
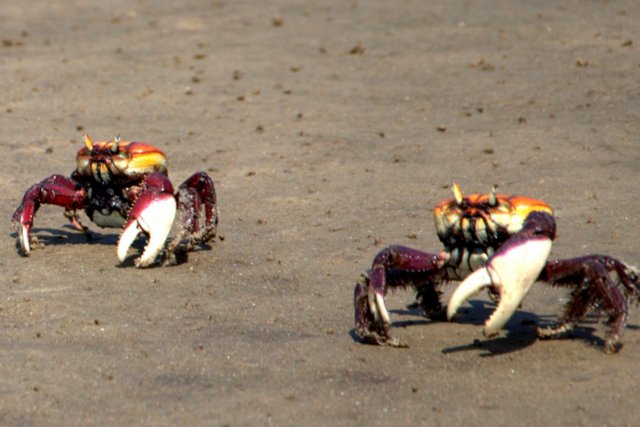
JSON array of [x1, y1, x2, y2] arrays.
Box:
[[12, 174, 87, 255], [354, 245, 449, 347]]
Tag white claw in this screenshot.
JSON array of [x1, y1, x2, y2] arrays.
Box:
[[366, 291, 392, 327], [448, 237, 552, 336], [117, 221, 140, 264], [117, 196, 177, 267], [375, 293, 391, 326], [367, 291, 379, 320], [18, 225, 31, 256]]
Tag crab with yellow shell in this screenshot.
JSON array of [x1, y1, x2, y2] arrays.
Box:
[[354, 183, 640, 353], [12, 134, 218, 267]]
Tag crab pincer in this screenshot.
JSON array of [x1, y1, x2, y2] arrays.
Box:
[[117, 174, 177, 267]]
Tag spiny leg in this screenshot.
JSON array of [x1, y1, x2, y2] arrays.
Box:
[[354, 245, 448, 346], [535, 282, 594, 340], [537, 255, 638, 353], [414, 280, 446, 320], [165, 172, 218, 261]]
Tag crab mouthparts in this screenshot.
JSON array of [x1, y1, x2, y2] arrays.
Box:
[[447, 236, 552, 336]]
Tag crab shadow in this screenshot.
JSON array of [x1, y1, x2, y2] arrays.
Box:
[[435, 299, 539, 356], [351, 299, 618, 356], [10, 225, 119, 250], [348, 300, 540, 355], [380, 300, 539, 356], [441, 301, 623, 355], [10, 226, 212, 268]]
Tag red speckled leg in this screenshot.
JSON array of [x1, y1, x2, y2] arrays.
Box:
[[165, 172, 218, 260], [177, 172, 218, 239], [12, 174, 87, 255]]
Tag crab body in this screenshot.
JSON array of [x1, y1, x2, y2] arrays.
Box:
[[354, 184, 639, 353], [12, 135, 218, 267], [433, 189, 554, 279]]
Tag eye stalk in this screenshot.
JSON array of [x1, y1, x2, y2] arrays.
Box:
[[489, 185, 498, 207], [84, 134, 94, 151], [111, 135, 121, 153], [452, 182, 464, 206]]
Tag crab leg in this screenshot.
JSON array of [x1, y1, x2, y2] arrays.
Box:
[[168, 172, 219, 251], [536, 255, 639, 353], [12, 174, 87, 255], [117, 173, 176, 267], [354, 245, 449, 346], [447, 210, 556, 336], [177, 171, 218, 236]]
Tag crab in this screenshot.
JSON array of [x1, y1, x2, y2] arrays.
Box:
[[354, 183, 640, 353], [12, 134, 218, 267]]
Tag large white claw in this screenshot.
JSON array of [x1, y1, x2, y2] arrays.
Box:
[[447, 236, 552, 337], [117, 195, 177, 267]]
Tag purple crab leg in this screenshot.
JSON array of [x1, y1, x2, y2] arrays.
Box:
[[354, 245, 449, 346], [537, 255, 638, 353]]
